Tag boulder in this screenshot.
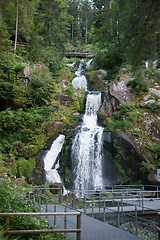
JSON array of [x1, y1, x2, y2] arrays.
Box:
[[55, 93, 70, 106], [109, 80, 132, 103]]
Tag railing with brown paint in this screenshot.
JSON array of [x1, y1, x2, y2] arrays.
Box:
[[0, 212, 81, 240]]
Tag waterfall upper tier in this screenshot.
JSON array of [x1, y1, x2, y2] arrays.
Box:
[[72, 59, 88, 90], [72, 75, 87, 91]]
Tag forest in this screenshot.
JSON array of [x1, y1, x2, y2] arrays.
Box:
[[0, 0, 160, 238]]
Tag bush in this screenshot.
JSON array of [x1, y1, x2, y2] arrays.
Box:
[[93, 45, 123, 79], [0, 180, 67, 240], [127, 68, 156, 93], [143, 101, 159, 112]]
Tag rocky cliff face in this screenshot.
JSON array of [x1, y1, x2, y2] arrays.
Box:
[[97, 72, 160, 184]]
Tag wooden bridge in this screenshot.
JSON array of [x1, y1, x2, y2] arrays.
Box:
[[64, 52, 94, 58]]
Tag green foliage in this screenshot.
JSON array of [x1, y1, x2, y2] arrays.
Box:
[[0, 180, 67, 240], [117, 102, 138, 117], [30, 66, 56, 106], [0, 105, 55, 172], [93, 45, 123, 79], [145, 143, 160, 164], [113, 154, 128, 180], [104, 102, 138, 131], [143, 101, 160, 112], [104, 118, 126, 131], [127, 68, 149, 93], [16, 157, 35, 179], [85, 70, 106, 91]]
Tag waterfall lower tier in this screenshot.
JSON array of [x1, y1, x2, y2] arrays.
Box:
[[72, 126, 103, 191], [71, 91, 104, 192]]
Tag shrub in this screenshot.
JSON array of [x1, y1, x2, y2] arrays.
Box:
[[0, 180, 67, 240], [143, 101, 159, 112], [127, 68, 155, 93]]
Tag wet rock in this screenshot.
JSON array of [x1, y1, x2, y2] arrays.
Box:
[[143, 116, 160, 142], [31, 151, 46, 185], [44, 121, 64, 139], [98, 88, 119, 121], [98, 81, 132, 121], [55, 93, 70, 107], [109, 80, 132, 103], [147, 172, 157, 184]]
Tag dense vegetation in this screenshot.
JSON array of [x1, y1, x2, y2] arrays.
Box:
[[0, 180, 68, 239], [0, 0, 160, 236]]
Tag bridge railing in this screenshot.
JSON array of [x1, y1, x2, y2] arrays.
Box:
[[0, 212, 81, 240], [83, 193, 160, 239]]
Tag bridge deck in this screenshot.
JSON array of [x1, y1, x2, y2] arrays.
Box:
[[41, 204, 142, 240], [64, 52, 94, 58]]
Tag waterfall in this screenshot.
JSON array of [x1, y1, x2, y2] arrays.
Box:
[[72, 59, 88, 90], [86, 58, 93, 69], [44, 134, 65, 183], [71, 91, 104, 192]]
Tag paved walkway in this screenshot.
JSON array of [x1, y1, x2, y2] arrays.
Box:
[[41, 204, 143, 240], [81, 198, 160, 215]]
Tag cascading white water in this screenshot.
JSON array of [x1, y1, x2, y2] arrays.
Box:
[[86, 58, 93, 69], [72, 59, 88, 90], [44, 134, 65, 183], [71, 92, 104, 192]]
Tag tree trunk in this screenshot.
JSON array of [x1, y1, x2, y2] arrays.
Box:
[[108, 0, 113, 46], [72, 17, 74, 46], [77, 1, 80, 38], [14, 0, 19, 55], [85, 18, 88, 44], [49, 0, 52, 47]]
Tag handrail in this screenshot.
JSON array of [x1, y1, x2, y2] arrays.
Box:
[[0, 212, 81, 240]]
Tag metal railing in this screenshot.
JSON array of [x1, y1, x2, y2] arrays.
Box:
[[26, 191, 82, 239], [81, 192, 160, 239], [0, 212, 81, 240]]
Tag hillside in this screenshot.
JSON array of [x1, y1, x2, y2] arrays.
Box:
[[92, 65, 160, 184], [0, 53, 85, 182]]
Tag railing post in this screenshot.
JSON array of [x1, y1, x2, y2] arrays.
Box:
[[46, 200, 48, 213], [58, 189, 62, 203], [99, 195, 101, 218], [64, 207, 67, 230], [92, 196, 94, 218], [117, 202, 120, 228], [103, 198, 106, 222], [66, 190, 69, 205], [54, 204, 56, 226], [5, 216, 10, 231], [84, 195, 86, 214], [39, 196, 41, 206], [158, 213, 160, 240], [135, 206, 138, 235], [72, 193, 75, 209], [141, 191, 144, 214], [77, 214, 81, 240], [121, 193, 123, 214]]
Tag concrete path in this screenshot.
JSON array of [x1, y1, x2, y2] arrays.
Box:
[[41, 204, 143, 240]]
